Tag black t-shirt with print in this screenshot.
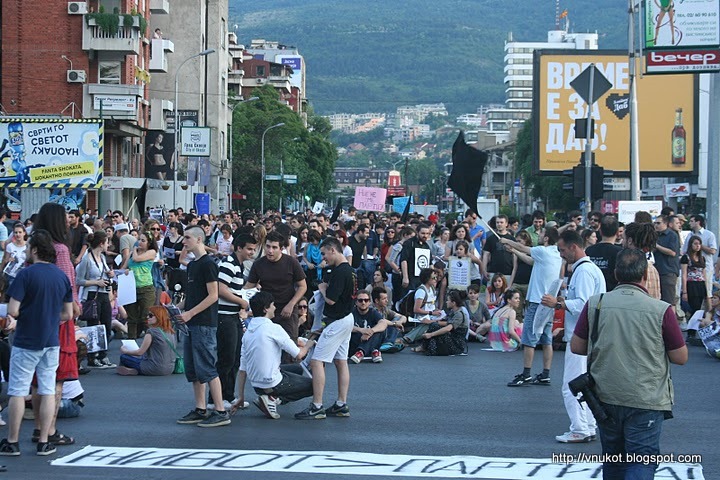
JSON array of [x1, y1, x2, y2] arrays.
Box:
[[323, 262, 356, 321]]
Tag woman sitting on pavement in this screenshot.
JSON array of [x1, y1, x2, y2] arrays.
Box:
[[487, 289, 523, 352], [418, 289, 469, 356], [466, 283, 491, 342], [365, 268, 392, 305], [117, 305, 177, 376], [401, 268, 444, 348], [485, 273, 508, 314]]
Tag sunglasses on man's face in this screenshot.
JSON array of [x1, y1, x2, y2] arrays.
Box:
[[356, 298, 370, 303]]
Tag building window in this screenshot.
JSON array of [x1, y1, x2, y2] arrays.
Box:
[[256, 65, 265, 77], [99, 61, 121, 84]]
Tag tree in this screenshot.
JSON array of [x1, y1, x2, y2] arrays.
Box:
[[229, 85, 337, 211], [514, 118, 578, 212]]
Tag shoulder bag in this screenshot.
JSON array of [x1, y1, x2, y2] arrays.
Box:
[[158, 329, 184, 374]]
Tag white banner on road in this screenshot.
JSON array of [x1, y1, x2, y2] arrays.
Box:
[[52, 446, 704, 479]]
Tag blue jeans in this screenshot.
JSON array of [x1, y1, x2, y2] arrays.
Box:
[[120, 354, 143, 374], [183, 324, 219, 384], [599, 403, 665, 480]]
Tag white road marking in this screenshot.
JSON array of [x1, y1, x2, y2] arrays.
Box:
[[52, 446, 704, 479]]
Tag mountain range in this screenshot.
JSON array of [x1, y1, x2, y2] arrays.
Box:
[[229, 0, 629, 114]]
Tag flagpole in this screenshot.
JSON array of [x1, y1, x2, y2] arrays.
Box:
[[476, 217, 501, 240]]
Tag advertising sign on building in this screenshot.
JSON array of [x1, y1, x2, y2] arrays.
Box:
[[533, 51, 697, 176], [93, 95, 137, 112], [617, 200, 663, 224], [0, 119, 103, 188], [180, 127, 211, 156], [644, 0, 720, 50], [276, 55, 303, 89]]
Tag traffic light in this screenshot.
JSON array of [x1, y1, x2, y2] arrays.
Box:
[[568, 163, 606, 201]]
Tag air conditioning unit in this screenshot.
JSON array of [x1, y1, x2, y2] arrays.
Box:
[[67, 1, 88, 14], [66, 70, 86, 83]]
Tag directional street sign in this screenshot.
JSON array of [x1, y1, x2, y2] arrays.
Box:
[[570, 64, 612, 105], [265, 174, 282, 180]]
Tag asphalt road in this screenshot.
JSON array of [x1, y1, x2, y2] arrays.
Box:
[[0, 340, 716, 480]]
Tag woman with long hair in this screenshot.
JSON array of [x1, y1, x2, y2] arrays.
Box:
[[252, 224, 267, 259], [486, 273, 508, 314], [380, 226, 396, 271], [32, 202, 78, 446], [365, 269, 392, 304], [486, 289, 523, 352], [117, 305, 177, 376], [75, 230, 116, 368], [1, 223, 28, 297], [681, 235, 707, 316], [125, 231, 158, 338], [162, 222, 184, 269]]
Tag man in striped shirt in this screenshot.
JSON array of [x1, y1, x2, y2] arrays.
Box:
[[215, 234, 258, 408]]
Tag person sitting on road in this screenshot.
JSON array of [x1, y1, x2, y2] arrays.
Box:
[[401, 268, 445, 347], [371, 286, 406, 352], [348, 291, 392, 364], [466, 283, 491, 342], [116, 305, 177, 376], [232, 291, 316, 420], [418, 289, 469, 356], [485, 273, 507, 314], [487, 289, 523, 352]]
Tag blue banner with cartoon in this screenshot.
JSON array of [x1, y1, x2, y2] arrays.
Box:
[[0, 119, 103, 188]]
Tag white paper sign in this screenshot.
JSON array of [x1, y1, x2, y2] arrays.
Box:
[[414, 248, 431, 276], [447, 256, 471, 290], [617, 200, 663, 224], [533, 278, 564, 335], [79, 325, 107, 353], [116, 271, 137, 306], [312, 202, 324, 214]]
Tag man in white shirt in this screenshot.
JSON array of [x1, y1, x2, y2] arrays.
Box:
[[232, 291, 315, 419], [542, 230, 606, 444], [681, 214, 717, 297], [501, 228, 562, 387]]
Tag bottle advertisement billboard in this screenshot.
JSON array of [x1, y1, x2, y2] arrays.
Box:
[[532, 50, 697, 176]]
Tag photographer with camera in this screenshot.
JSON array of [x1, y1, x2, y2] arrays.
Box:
[[571, 248, 687, 479], [542, 230, 605, 444], [75, 231, 116, 369]]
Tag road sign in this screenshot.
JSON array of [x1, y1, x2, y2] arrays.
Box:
[[283, 174, 298, 184], [570, 64, 612, 105], [603, 177, 631, 191], [265, 174, 281, 181]]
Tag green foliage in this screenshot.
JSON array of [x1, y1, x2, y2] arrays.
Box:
[[514, 119, 578, 212], [230, 0, 628, 114], [230, 85, 336, 210], [86, 12, 121, 35]]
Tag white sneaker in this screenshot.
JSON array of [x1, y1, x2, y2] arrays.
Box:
[[253, 395, 280, 419], [555, 431, 594, 443], [232, 398, 249, 410]]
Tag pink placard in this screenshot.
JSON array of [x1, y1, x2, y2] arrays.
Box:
[[353, 187, 387, 212]]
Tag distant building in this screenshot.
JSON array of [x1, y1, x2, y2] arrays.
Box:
[[325, 113, 385, 133], [334, 167, 390, 189], [244, 39, 306, 117]]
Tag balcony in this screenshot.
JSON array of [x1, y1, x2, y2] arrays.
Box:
[[83, 83, 144, 121], [149, 0, 170, 14], [149, 38, 174, 72], [268, 75, 291, 92], [148, 98, 174, 130], [83, 15, 142, 55]]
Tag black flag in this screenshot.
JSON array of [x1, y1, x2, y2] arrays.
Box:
[[448, 131, 488, 216], [330, 198, 342, 224], [400, 195, 412, 223], [136, 179, 148, 217]]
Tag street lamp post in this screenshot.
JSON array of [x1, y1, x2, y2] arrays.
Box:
[[227, 96, 259, 211], [173, 48, 215, 209], [261, 122, 285, 214]]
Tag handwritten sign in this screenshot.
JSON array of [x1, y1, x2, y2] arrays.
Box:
[[353, 187, 387, 212], [447, 257, 471, 290]]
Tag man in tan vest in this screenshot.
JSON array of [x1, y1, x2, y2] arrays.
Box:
[[571, 248, 687, 479]]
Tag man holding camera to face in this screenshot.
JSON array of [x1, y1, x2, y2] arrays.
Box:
[[571, 248, 687, 479]]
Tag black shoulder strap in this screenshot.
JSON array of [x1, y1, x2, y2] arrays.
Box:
[[588, 293, 605, 368]]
